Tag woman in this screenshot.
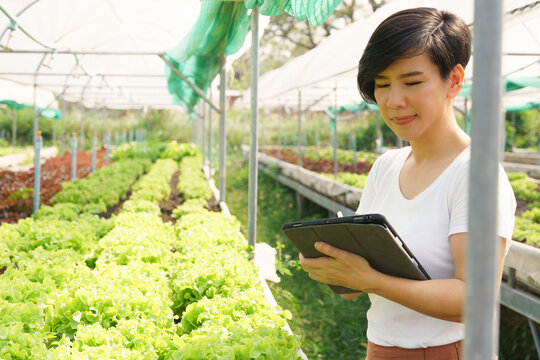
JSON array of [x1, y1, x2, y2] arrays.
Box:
[[299, 7, 516, 359]]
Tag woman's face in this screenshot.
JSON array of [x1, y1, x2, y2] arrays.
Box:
[[373, 53, 456, 142]]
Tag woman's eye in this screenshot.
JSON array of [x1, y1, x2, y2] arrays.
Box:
[[405, 81, 422, 86], [375, 84, 389, 88]]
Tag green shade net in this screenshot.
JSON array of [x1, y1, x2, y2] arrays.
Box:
[[0, 100, 62, 119], [328, 102, 379, 115], [0, 100, 32, 110], [505, 102, 540, 112], [459, 76, 540, 98], [165, 0, 343, 113]]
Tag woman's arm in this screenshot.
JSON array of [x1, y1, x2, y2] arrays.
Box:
[[300, 233, 508, 322]]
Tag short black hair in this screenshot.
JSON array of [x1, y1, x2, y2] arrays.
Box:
[[357, 7, 471, 103]]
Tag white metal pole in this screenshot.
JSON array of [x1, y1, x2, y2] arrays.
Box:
[[11, 103, 16, 147], [297, 90, 302, 167], [218, 56, 227, 202], [464, 0, 504, 359], [208, 88, 213, 175], [248, 7, 259, 249]]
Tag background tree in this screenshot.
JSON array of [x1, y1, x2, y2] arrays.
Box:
[[231, 0, 387, 90]]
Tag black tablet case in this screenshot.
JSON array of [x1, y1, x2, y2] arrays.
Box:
[[282, 214, 430, 294]]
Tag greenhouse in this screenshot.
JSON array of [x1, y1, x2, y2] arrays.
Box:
[[0, 0, 539, 359]]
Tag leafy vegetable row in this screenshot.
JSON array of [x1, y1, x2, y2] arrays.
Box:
[[1, 151, 301, 359], [45, 159, 150, 216]]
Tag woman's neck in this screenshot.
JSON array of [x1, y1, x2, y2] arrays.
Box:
[[408, 118, 470, 164]]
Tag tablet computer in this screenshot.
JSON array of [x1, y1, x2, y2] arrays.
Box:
[[282, 213, 430, 294]]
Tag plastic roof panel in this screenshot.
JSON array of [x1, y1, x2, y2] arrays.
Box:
[[0, 0, 201, 109], [253, 0, 540, 110]]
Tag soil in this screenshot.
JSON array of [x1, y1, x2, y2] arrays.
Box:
[[159, 171, 184, 224], [205, 193, 221, 212], [100, 190, 132, 219], [264, 149, 371, 175], [0, 148, 108, 223]]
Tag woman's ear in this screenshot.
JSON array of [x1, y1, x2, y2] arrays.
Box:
[[447, 64, 465, 98]]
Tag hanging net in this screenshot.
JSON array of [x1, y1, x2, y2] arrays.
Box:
[[165, 0, 343, 113]]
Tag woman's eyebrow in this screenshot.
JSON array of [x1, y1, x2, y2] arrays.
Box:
[[374, 71, 424, 79]]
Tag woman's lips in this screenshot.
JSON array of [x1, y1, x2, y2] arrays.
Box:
[[391, 115, 416, 125]]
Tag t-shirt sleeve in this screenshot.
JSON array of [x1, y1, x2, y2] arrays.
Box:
[[448, 164, 517, 252], [356, 158, 380, 214]]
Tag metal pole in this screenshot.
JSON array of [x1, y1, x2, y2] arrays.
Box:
[[202, 95, 206, 166], [297, 90, 302, 167], [464, 0, 503, 359], [248, 7, 259, 250], [91, 136, 97, 172], [278, 109, 282, 159], [529, 319, 540, 358], [60, 101, 65, 153], [333, 86, 338, 179], [218, 56, 227, 202], [79, 110, 85, 150], [52, 118, 56, 146], [352, 132, 357, 168], [260, 110, 264, 150], [376, 114, 383, 155], [208, 88, 213, 174], [11, 103, 16, 147], [465, 96, 470, 135], [33, 131, 42, 213], [160, 54, 222, 114], [71, 132, 77, 179], [105, 132, 110, 164]]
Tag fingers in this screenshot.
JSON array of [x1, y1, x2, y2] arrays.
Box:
[[314, 241, 351, 261]]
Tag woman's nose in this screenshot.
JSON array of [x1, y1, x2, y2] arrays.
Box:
[[386, 86, 407, 109]]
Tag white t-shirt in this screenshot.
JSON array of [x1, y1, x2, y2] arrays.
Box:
[[356, 146, 516, 348]]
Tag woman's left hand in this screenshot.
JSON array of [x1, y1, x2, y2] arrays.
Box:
[[299, 241, 381, 292]]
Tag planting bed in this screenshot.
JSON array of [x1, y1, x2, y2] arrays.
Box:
[[0, 142, 302, 359], [0, 149, 107, 223]]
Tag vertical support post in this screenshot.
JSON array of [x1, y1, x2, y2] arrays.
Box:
[[297, 90, 302, 167], [510, 111, 516, 151], [115, 131, 119, 148], [60, 101, 65, 154], [208, 88, 213, 174], [218, 56, 227, 203], [122, 129, 127, 143], [278, 109, 282, 159], [465, 96, 470, 135], [79, 115, 85, 150], [352, 133, 357, 168], [296, 90, 304, 218], [202, 96, 206, 167], [315, 130, 320, 159], [537, 138, 540, 165], [91, 136, 97, 172], [11, 103, 16, 147], [52, 119, 56, 146], [248, 7, 259, 250], [33, 87, 38, 147], [502, 111, 507, 158], [464, 0, 503, 359], [376, 114, 383, 155], [33, 131, 42, 213], [333, 86, 338, 180], [260, 110, 264, 150], [529, 319, 540, 358], [71, 132, 77, 180], [105, 132, 110, 164]]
